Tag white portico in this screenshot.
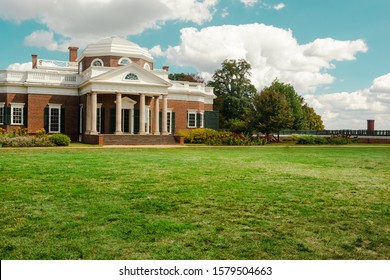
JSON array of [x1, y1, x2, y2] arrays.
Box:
[[77, 38, 172, 137]]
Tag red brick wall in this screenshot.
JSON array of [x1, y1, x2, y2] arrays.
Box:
[[27, 94, 79, 139]]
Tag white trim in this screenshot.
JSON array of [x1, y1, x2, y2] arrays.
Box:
[[79, 104, 83, 134], [187, 110, 197, 128], [10, 103, 25, 125], [48, 104, 62, 133], [91, 58, 104, 67], [199, 111, 204, 128], [145, 105, 150, 134], [144, 63, 151, 70], [118, 57, 131, 66]]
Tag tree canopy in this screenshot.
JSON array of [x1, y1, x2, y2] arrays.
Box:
[[207, 59, 257, 128], [168, 73, 204, 83], [207, 59, 325, 134], [251, 86, 293, 135]]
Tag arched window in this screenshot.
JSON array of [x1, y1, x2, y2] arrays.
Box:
[[144, 63, 151, 70], [125, 73, 139, 81], [92, 58, 104, 67], [118, 57, 131, 66]]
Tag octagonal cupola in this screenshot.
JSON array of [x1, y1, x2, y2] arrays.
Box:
[[77, 37, 154, 71]]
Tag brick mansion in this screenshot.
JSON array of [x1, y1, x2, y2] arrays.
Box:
[[0, 37, 218, 144]]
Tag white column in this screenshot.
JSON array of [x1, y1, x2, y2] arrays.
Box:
[[85, 94, 91, 134], [154, 96, 160, 135], [162, 95, 168, 135], [90, 92, 98, 135], [115, 92, 122, 135], [139, 94, 146, 135]]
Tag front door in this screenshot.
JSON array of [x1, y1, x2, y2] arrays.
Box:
[[122, 109, 135, 134], [122, 109, 130, 133]]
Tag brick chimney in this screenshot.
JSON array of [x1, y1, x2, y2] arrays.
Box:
[[68, 46, 79, 62], [162, 66, 169, 72], [31, 54, 38, 69], [367, 120, 375, 131]]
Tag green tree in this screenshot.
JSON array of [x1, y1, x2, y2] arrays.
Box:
[[267, 79, 325, 130], [301, 104, 325, 130], [168, 73, 204, 83], [268, 80, 305, 130], [208, 59, 257, 128], [252, 87, 293, 139]]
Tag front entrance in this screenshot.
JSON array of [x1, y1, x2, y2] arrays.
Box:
[[122, 109, 133, 134]]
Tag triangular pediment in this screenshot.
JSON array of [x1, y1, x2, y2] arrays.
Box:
[[88, 63, 171, 87]]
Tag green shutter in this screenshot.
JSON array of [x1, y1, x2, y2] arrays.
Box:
[[196, 113, 201, 128], [101, 108, 105, 134], [23, 107, 28, 127], [172, 112, 176, 134], [204, 111, 219, 130], [134, 109, 140, 134], [60, 108, 65, 133], [5, 106, 11, 125], [44, 107, 49, 132], [109, 108, 116, 134]]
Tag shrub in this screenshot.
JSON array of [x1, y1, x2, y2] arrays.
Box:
[[282, 134, 299, 142], [179, 128, 218, 144], [36, 128, 47, 138], [296, 135, 317, 145], [297, 135, 359, 145], [225, 119, 250, 134], [0, 136, 54, 147], [50, 134, 71, 146]]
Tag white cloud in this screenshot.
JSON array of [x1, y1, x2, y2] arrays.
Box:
[[304, 73, 390, 129], [163, 23, 367, 93], [240, 0, 258, 7], [149, 45, 166, 57], [274, 3, 285, 10], [24, 30, 71, 51], [7, 62, 32, 71], [0, 0, 218, 51], [221, 7, 229, 18]]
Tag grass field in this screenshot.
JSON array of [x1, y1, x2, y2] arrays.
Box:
[[0, 145, 389, 260]]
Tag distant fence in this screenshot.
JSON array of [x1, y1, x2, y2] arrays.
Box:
[[280, 130, 390, 137]]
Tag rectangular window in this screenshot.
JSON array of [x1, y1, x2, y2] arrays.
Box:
[[48, 104, 61, 133], [0, 103, 4, 125], [167, 110, 172, 134], [187, 111, 197, 128], [49, 108, 60, 133], [11, 104, 24, 125]]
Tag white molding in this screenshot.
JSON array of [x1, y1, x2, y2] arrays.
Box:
[[91, 58, 104, 67]]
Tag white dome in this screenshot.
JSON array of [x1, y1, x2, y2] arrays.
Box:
[[78, 37, 153, 62]]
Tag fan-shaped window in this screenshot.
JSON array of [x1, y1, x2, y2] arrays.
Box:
[[125, 73, 139, 80], [119, 57, 131, 66], [92, 58, 104, 67], [144, 63, 151, 70]]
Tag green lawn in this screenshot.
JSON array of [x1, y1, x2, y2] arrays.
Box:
[[0, 146, 389, 259]]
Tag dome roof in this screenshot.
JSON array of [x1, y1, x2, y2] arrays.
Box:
[[78, 37, 153, 62]]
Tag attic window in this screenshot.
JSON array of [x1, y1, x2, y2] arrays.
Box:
[[119, 58, 131, 65], [125, 73, 138, 80], [92, 59, 103, 67]]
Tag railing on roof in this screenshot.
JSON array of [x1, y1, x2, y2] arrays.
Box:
[[0, 70, 80, 86], [38, 59, 78, 69], [170, 81, 214, 95], [280, 129, 390, 136]]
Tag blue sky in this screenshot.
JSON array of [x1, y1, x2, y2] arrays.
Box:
[[1, 0, 389, 129]]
